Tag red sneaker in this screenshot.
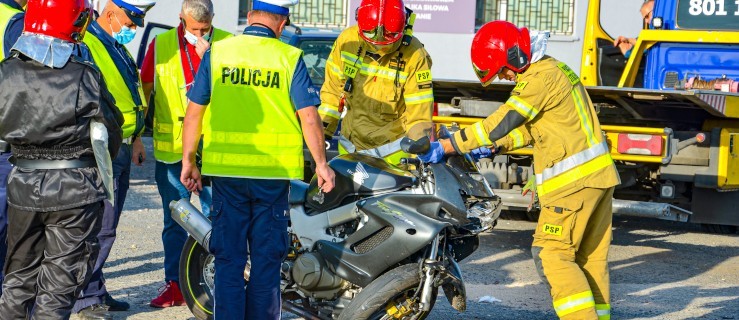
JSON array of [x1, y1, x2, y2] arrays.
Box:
[[150, 281, 186, 308]]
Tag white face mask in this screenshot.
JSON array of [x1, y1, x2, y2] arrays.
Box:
[[184, 30, 198, 45]]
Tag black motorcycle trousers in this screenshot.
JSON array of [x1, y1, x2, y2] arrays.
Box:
[[0, 201, 103, 319]]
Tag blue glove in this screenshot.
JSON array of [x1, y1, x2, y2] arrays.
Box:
[[418, 141, 445, 163], [470, 146, 494, 160]]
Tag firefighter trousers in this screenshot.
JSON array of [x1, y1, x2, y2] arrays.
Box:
[[531, 187, 614, 320], [0, 202, 102, 319]]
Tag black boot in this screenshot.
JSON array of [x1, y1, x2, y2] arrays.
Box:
[[103, 293, 130, 311]]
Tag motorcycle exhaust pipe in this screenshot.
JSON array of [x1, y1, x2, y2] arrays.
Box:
[[170, 199, 213, 252]]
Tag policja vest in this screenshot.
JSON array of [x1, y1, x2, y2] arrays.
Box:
[[0, 2, 21, 58], [202, 34, 304, 179], [84, 32, 146, 139], [152, 27, 232, 163]]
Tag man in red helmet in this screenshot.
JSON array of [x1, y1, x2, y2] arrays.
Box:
[[0, 0, 123, 317], [420, 20, 620, 320], [319, 0, 434, 164]]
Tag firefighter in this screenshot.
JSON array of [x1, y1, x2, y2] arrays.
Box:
[[420, 21, 620, 320], [0, 0, 24, 291], [74, 0, 156, 318], [139, 0, 232, 308], [0, 0, 124, 317], [180, 0, 335, 319], [319, 0, 434, 164]]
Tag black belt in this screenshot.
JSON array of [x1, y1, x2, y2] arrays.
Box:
[[10, 156, 97, 169], [0, 140, 9, 153]]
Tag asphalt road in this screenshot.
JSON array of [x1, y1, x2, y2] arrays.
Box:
[[72, 138, 739, 320]]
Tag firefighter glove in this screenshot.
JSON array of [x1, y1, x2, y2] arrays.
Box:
[[418, 141, 445, 163]]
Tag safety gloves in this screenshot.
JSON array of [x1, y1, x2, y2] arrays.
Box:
[[418, 141, 445, 163], [470, 146, 494, 160], [419, 144, 496, 164]]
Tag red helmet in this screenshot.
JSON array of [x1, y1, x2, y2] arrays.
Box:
[[471, 21, 531, 86], [24, 0, 94, 43], [356, 0, 407, 45]]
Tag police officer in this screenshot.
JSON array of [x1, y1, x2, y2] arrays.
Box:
[[181, 1, 335, 318], [74, 0, 156, 318], [139, 0, 232, 308], [0, 0, 124, 317], [319, 0, 434, 164], [0, 0, 25, 290], [421, 21, 620, 320]]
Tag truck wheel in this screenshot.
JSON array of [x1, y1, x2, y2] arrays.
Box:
[[338, 263, 437, 320], [179, 236, 215, 320], [700, 224, 738, 234]]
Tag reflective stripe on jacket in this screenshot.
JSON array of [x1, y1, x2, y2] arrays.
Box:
[[0, 2, 21, 58], [152, 27, 232, 163], [203, 34, 304, 179], [319, 25, 434, 151], [452, 57, 620, 204], [84, 32, 146, 139]]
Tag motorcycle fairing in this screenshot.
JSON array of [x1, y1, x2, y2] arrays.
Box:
[[316, 193, 451, 287], [440, 254, 467, 312], [306, 154, 415, 213]]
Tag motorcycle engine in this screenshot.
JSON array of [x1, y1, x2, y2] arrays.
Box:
[[291, 252, 346, 299]]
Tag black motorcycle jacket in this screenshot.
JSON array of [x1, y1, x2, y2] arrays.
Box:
[[0, 54, 124, 212]]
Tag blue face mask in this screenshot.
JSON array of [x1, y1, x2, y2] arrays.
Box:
[[111, 15, 136, 45]]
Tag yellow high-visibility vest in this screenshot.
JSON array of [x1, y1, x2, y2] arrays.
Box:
[[202, 34, 304, 179], [84, 32, 146, 139], [0, 2, 21, 59], [152, 27, 232, 163]]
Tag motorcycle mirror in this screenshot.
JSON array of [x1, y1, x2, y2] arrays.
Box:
[[400, 136, 431, 154]]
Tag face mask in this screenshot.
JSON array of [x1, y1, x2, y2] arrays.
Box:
[[111, 15, 136, 45], [184, 30, 198, 45]]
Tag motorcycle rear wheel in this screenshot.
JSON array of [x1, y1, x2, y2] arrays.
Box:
[[338, 263, 438, 320], [179, 236, 215, 320]]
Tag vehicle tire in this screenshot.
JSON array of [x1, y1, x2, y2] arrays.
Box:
[[179, 236, 215, 320], [700, 223, 738, 234], [338, 263, 438, 320]]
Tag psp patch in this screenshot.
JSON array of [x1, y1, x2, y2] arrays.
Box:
[[542, 223, 563, 236], [416, 70, 432, 83], [514, 81, 528, 91]]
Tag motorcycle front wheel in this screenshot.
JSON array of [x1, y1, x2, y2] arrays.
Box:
[[179, 236, 215, 320], [338, 263, 438, 320]]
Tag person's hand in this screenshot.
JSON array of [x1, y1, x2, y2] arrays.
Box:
[[613, 36, 635, 55], [470, 146, 494, 160], [131, 137, 146, 166], [418, 141, 446, 163], [195, 36, 210, 58], [180, 160, 202, 195], [315, 163, 335, 193]]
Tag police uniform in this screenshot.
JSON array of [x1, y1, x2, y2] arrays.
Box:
[[74, 1, 154, 314], [186, 0, 319, 317], [319, 25, 434, 164], [450, 56, 620, 319], [141, 23, 231, 296], [0, 0, 24, 289]]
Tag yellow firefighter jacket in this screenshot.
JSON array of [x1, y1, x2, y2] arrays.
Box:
[[319, 25, 434, 151], [452, 56, 620, 204]]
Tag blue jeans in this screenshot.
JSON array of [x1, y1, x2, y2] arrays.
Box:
[[155, 161, 211, 283], [210, 177, 289, 320], [74, 143, 131, 312], [0, 151, 12, 287]]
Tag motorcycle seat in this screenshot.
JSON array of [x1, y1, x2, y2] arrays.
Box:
[[289, 180, 310, 204]]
